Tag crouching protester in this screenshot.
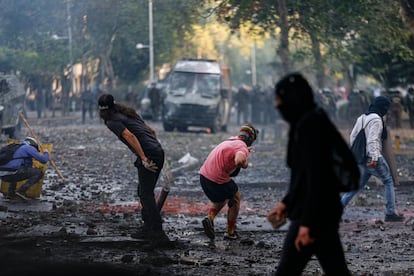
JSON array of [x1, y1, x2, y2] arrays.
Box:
[[98, 93, 171, 246], [199, 124, 258, 240], [0, 137, 49, 200]]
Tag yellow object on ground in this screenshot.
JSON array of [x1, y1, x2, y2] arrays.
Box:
[[0, 140, 52, 198]]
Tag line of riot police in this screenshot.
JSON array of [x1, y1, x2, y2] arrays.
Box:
[[314, 86, 414, 129]]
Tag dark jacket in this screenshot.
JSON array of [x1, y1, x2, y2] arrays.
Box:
[[2, 143, 49, 170], [104, 112, 163, 159], [282, 108, 344, 234], [275, 73, 343, 235]]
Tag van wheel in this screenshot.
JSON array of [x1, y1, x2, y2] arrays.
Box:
[[210, 115, 221, 133], [163, 121, 174, 132], [211, 103, 226, 133], [177, 125, 187, 132]]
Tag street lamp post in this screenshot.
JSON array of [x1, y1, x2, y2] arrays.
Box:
[[136, 43, 152, 82], [51, 30, 73, 116], [251, 42, 257, 87], [136, 0, 154, 83], [64, 0, 73, 116], [67, 0, 73, 84], [52, 0, 74, 116], [149, 0, 154, 83]]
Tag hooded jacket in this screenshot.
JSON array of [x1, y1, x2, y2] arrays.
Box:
[[350, 96, 390, 162], [275, 73, 344, 233]]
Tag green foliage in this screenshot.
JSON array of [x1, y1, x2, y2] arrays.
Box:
[[1, 0, 414, 89], [212, 0, 414, 87], [0, 0, 200, 86], [348, 1, 414, 87], [208, 0, 277, 32]]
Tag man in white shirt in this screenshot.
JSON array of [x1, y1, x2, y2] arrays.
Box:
[[341, 96, 404, 222]]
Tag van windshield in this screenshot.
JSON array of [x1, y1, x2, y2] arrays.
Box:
[[170, 72, 220, 96]]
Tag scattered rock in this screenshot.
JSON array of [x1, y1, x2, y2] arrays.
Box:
[[86, 227, 98, 235], [1, 120, 414, 275], [121, 254, 134, 263]]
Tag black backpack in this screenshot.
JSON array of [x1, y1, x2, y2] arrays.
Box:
[[0, 143, 23, 166], [350, 117, 374, 164], [331, 125, 361, 192], [314, 108, 360, 192]]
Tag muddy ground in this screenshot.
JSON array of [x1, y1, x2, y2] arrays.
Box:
[[0, 111, 414, 276]]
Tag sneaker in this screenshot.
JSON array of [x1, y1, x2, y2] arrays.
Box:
[[130, 229, 149, 240], [385, 213, 405, 222], [151, 231, 171, 244], [224, 231, 239, 240], [131, 228, 169, 241], [15, 191, 29, 201], [202, 217, 215, 240], [146, 236, 177, 250]]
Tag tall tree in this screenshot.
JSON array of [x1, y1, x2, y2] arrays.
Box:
[[0, 0, 67, 78], [350, 1, 414, 87], [277, 0, 290, 74], [400, 0, 414, 33], [211, 0, 414, 89]]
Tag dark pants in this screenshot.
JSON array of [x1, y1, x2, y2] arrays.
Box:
[[135, 153, 164, 233], [409, 112, 414, 129], [237, 106, 249, 125], [275, 220, 350, 276], [2, 167, 44, 194], [82, 103, 94, 123]]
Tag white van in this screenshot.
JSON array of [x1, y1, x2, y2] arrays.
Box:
[[162, 59, 231, 133]]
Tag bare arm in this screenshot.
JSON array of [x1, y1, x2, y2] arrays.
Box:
[[121, 128, 148, 162], [234, 151, 248, 169]]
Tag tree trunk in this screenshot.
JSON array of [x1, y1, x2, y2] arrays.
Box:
[[99, 54, 114, 88], [61, 72, 70, 117], [277, 0, 290, 75], [310, 33, 325, 89], [339, 59, 354, 93], [399, 0, 414, 34], [99, 37, 115, 89]]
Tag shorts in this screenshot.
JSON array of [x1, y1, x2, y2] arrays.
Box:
[[200, 174, 238, 203]]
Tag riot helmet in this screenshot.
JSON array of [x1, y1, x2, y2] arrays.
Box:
[[24, 136, 39, 151]]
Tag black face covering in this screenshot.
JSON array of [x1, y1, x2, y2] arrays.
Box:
[[274, 73, 316, 125], [365, 95, 390, 140], [274, 73, 317, 167], [365, 96, 390, 117]]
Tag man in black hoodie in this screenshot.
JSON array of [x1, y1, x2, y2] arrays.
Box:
[[268, 73, 351, 275]]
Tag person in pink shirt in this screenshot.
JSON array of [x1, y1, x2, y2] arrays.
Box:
[[199, 124, 258, 240]]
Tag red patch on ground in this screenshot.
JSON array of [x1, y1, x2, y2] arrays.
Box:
[[86, 196, 258, 215]]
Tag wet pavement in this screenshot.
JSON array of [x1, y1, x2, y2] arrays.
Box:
[[0, 110, 414, 275]]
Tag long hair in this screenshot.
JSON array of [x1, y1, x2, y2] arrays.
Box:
[[98, 93, 139, 121]]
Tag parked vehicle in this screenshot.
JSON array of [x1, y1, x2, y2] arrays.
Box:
[[0, 73, 26, 138], [162, 59, 231, 133]]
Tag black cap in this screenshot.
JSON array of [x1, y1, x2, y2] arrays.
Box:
[[98, 94, 115, 110]]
